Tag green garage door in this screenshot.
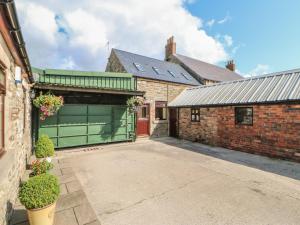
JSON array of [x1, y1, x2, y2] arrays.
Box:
[[38, 104, 135, 148]]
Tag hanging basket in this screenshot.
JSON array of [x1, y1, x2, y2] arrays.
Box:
[[33, 92, 64, 120], [127, 97, 144, 113]]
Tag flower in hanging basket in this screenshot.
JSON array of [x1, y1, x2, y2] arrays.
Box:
[[127, 96, 144, 113], [33, 92, 64, 120]]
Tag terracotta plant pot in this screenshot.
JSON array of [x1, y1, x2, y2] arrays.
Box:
[[27, 202, 56, 225]]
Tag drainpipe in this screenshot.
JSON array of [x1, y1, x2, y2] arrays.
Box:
[[0, 0, 33, 83]]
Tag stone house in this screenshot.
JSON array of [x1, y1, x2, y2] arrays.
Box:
[[169, 69, 300, 162], [165, 36, 242, 85], [0, 2, 33, 225], [106, 48, 200, 137]]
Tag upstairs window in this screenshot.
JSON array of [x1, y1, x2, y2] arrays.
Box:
[[191, 108, 200, 122], [168, 70, 176, 77], [235, 107, 253, 125], [152, 67, 162, 75], [133, 63, 145, 71], [155, 101, 167, 120]]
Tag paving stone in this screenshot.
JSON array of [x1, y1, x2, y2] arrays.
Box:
[[74, 203, 97, 225], [84, 220, 101, 225], [54, 208, 78, 225], [59, 183, 67, 195], [61, 167, 74, 175], [66, 180, 81, 193], [56, 190, 88, 212], [57, 174, 76, 184], [59, 162, 72, 169], [51, 168, 62, 176]]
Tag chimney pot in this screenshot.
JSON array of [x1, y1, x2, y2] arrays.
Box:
[[226, 60, 236, 72], [165, 36, 176, 61]]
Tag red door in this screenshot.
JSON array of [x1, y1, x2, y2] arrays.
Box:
[[137, 104, 150, 136]]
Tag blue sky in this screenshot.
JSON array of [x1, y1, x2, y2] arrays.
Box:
[[186, 0, 300, 74], [16, 0, 300, 77]]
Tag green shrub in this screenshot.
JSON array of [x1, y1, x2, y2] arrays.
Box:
[[31, 159, 54, 176], [19, 174, 60, 209], [35, 135, 54, 158]]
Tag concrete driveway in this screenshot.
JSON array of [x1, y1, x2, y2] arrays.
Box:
[[62, 138, 300, 225]]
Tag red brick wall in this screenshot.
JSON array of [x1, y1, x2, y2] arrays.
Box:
[[178, 104, 300, 162]]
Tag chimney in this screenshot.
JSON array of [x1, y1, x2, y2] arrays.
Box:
[[226, 60, 236, 72], [165, 36, 176, 61]]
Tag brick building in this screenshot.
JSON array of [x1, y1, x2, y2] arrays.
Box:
[[169, 69, 300, 162], [0, 2, 33, 224]]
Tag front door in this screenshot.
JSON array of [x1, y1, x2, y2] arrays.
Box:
[[169, 108, 178, 137], [137, 104, 150, 136]]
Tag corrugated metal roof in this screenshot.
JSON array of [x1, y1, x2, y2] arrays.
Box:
[[172, 54, 243, 82], [112, 49, 200, 86], [169, 69, 300, 107]]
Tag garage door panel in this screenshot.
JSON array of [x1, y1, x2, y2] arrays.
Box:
[[59, 105, 87, 115], [59, 125, 87, 137], [40, 115, 58, 126], [59, 116, 87, 125], [39, 127, 57, 138], [58, 136, 87, 148], [39, 104, 134, 148], [88, 124, 112, 135], [88, 115, 111, 124], [88, 134, 111, 144], [88, 105, 111, 115]]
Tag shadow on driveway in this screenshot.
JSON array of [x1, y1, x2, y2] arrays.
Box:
[[150, 137, 300, 181]]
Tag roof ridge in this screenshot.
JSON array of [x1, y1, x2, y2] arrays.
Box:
[[174, 53, 240, 75], [113, 48, 184, 68], [187, 68, 300, 91]]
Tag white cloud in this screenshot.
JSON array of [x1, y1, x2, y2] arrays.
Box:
[[206, 19, 215, 28], [16, 0, 229, 70], [244, 64, 270, 77], [218, 13, 231, 24], [223, 35, 233, 47]]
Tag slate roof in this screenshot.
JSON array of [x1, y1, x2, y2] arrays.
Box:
[[112, 49, 200, 86], [169, 68, 300, 107], [172, 54, 243, 82]]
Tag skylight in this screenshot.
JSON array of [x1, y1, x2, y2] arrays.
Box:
[[133, 63, 144, 71], [168, 70, 176, 77], [152, 67, 162, 75], [181, 73, 189, 80]]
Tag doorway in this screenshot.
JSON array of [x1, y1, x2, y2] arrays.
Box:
[[169, 108, 178, 137], [137, 104, 150, 136]]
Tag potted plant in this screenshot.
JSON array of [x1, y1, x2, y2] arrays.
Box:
[[30, 159, 54, 177], [19, 174, 60, 225], [35, 134, 55, 162], [126, 96, 144, 113], [33, 92, 63, 120]]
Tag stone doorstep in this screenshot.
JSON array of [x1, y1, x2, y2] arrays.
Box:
[[10, 161, 100, 225]]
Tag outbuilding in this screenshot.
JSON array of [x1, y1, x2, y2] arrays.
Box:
[[32, 68, 143, 148], [169, 69, 300, 162]]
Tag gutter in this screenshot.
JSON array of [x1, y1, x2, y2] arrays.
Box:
[[0, 0, 33, 83]]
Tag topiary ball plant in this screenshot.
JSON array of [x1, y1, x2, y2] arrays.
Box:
[[35, 135, 55, 158], [19, 174, 60, 209]]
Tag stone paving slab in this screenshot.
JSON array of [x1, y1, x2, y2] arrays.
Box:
[[10, 158, 100, 225]]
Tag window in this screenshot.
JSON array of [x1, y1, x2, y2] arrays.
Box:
[[168, 70, 176, 77], [137, 105, 149, 119], [180, 72, 189, 80], [191, 108, 200, 122], [152, 67, 162, 75], [133, 63, 145, 71], [155, 101, 167, 120], [235, 107, 253, 125], [0, 63, 6, 157]]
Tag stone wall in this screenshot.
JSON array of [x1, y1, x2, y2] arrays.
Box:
[[137, 78, 188, 137], [178, 104, 300, 162], [0, 33, 32, 225]]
